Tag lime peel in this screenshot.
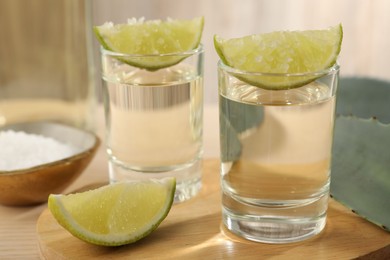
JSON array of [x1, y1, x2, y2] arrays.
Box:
[[214, 24, 343, 90], [48, 178, 176, 246], [94, 17, 204, 71]]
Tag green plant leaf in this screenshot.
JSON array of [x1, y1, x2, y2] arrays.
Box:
[[336, 77, 390, 123], [219, 96, 264, 162], [331, 77, 390, 231]]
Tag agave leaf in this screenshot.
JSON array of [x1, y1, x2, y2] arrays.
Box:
[[336, 77, 390, 123], [219, 113, 242, 163], [331, 77, 390, 231], [219, 96, 264, 162]]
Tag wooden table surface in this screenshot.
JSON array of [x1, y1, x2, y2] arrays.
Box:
[[1, 105, 390, 259], [36, 159, 390, 259]]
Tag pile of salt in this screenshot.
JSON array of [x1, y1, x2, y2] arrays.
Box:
[[0, 130, 76, 171]]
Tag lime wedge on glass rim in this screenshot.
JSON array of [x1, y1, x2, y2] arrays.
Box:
[[214, 24, 343, 90], [48, 178, 176, 246], [94, 17, 204, 71]]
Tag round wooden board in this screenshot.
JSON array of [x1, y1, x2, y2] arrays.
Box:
[[37, 160, 390, 259]]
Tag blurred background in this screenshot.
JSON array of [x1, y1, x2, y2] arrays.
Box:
[[92, 0, 390, 104], [1, 0, 389, 116]]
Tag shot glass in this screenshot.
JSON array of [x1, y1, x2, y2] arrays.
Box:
[[100, 45, 204, 203], [218, 61, 339, 243]]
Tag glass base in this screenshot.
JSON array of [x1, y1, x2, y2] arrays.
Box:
[[222, 207, 326, 244], [108, 159, 202, 203]]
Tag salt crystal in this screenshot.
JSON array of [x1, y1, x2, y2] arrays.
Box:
[[101, 22, 114, 28], [157, 37, 165, 45], [0, 130, 77, 171], [127, 17, 145, 25], [255, 56, 263, 62]]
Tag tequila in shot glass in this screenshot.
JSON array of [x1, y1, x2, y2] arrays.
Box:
[[96, 18, 204, 203], [219, 64, 339, 243], [215, 25, 342, 243]]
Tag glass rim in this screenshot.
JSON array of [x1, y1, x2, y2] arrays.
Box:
[[218, 60, 340, 77], [101, 43, 204, 58]]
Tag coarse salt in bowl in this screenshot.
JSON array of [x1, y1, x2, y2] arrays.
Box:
[[0, 122, 100, 206], [0, 130, 77, 171]]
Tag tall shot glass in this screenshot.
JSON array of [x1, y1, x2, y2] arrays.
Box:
[[100, 45, 204, 203], [218, 61, 339, 243]]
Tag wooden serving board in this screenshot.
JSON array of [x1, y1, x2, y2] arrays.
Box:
[[36, 160, 390, 259]]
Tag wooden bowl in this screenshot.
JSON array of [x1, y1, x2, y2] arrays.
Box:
[[0, 122, 100, 206]]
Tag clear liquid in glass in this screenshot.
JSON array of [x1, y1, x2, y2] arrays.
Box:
[[220, 80, 335, 243], [103, 64, 203, 202]]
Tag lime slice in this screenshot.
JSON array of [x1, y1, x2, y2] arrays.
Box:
[[214, 24, 343, 90], [48, 178, 176, 246], [94, 17, 204, 70]]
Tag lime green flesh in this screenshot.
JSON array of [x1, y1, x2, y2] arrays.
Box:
[[48, 178, 176, 246], [214, 24, 343, 90], [94, 17, 204, 70]]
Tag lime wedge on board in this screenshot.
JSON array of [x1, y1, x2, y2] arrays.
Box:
[[48, 178, 176, 246]]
